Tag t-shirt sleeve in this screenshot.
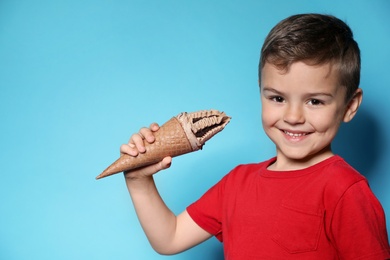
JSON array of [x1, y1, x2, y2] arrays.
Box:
[[186, 175, 227, 242], [330, 180, 390, 259]]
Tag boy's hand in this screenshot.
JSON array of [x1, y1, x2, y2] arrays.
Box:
[[121, 123, 172, 180]]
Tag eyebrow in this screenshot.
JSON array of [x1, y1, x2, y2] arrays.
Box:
[[262, 87, 334, 98], [262, 87, 283, 95]]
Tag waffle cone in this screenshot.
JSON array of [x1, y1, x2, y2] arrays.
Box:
[[96, 117, 192, 179], [96, 109, 231, 180]]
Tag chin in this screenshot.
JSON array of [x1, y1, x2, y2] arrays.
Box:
[[280, 149, 317, 162]]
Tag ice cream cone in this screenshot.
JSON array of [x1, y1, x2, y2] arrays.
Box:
[[96, 109, 231, 180]]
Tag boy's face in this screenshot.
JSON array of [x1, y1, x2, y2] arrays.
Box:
[[260, 61, 360, 170]]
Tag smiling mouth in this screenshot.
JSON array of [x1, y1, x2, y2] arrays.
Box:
[[283, 130, 309, 138]]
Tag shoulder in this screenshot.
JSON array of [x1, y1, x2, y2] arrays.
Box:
[[224, 158, 274, 180], [210, 158, 275, 192], [321, 156, 367, 192], [317, 156, 376, 215]]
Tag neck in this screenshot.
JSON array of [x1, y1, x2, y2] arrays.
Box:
[[268, 149, 334, 171]]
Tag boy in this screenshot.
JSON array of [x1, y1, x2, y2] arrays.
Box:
[[121, 14, 390, 258]]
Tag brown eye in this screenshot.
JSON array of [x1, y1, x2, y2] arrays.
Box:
[[308, 99, 323, 105], [272, 96, 284, 103]]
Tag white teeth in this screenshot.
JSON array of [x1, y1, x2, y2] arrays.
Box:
[[284, 131, 307, 137]]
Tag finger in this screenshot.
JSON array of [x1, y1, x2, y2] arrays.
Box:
[[149, 122, 160, 132], [130, 133, 146, 153], [125, 156, 172, 179], [120, 143, 139, 156], [151, 156, 172, 172], [142, 157, 172, 175], [139, 127, 156, 143], [160, 156, 172, 170]]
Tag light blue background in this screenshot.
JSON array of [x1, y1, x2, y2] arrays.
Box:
[[1, 1, 389, 259]]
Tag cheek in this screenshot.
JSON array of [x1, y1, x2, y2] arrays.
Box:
[[261, 104, 277, 126], [309, 110, 342, 132]]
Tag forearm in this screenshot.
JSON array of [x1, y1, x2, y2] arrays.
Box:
[[125, 175, 179, 254], [121, 139, 210, 254]]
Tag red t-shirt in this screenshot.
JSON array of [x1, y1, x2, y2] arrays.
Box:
[[187, 156, 390, 259]]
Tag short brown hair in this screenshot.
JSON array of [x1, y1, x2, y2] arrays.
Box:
[[259, 14, 360, 102]]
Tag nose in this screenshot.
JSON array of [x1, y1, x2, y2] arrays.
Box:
[[283, 104, 305, 125]]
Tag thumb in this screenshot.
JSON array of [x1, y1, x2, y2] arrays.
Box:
[[155, 156, 172, 171], [123, 157, 172, 180]]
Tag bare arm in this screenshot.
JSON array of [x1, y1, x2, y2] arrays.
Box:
[[123, 123, 212, 255]]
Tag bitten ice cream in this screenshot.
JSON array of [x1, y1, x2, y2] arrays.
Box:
[[96, 109, 231, 180]]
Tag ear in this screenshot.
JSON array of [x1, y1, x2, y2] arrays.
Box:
[[343, 88, 363, 123]]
